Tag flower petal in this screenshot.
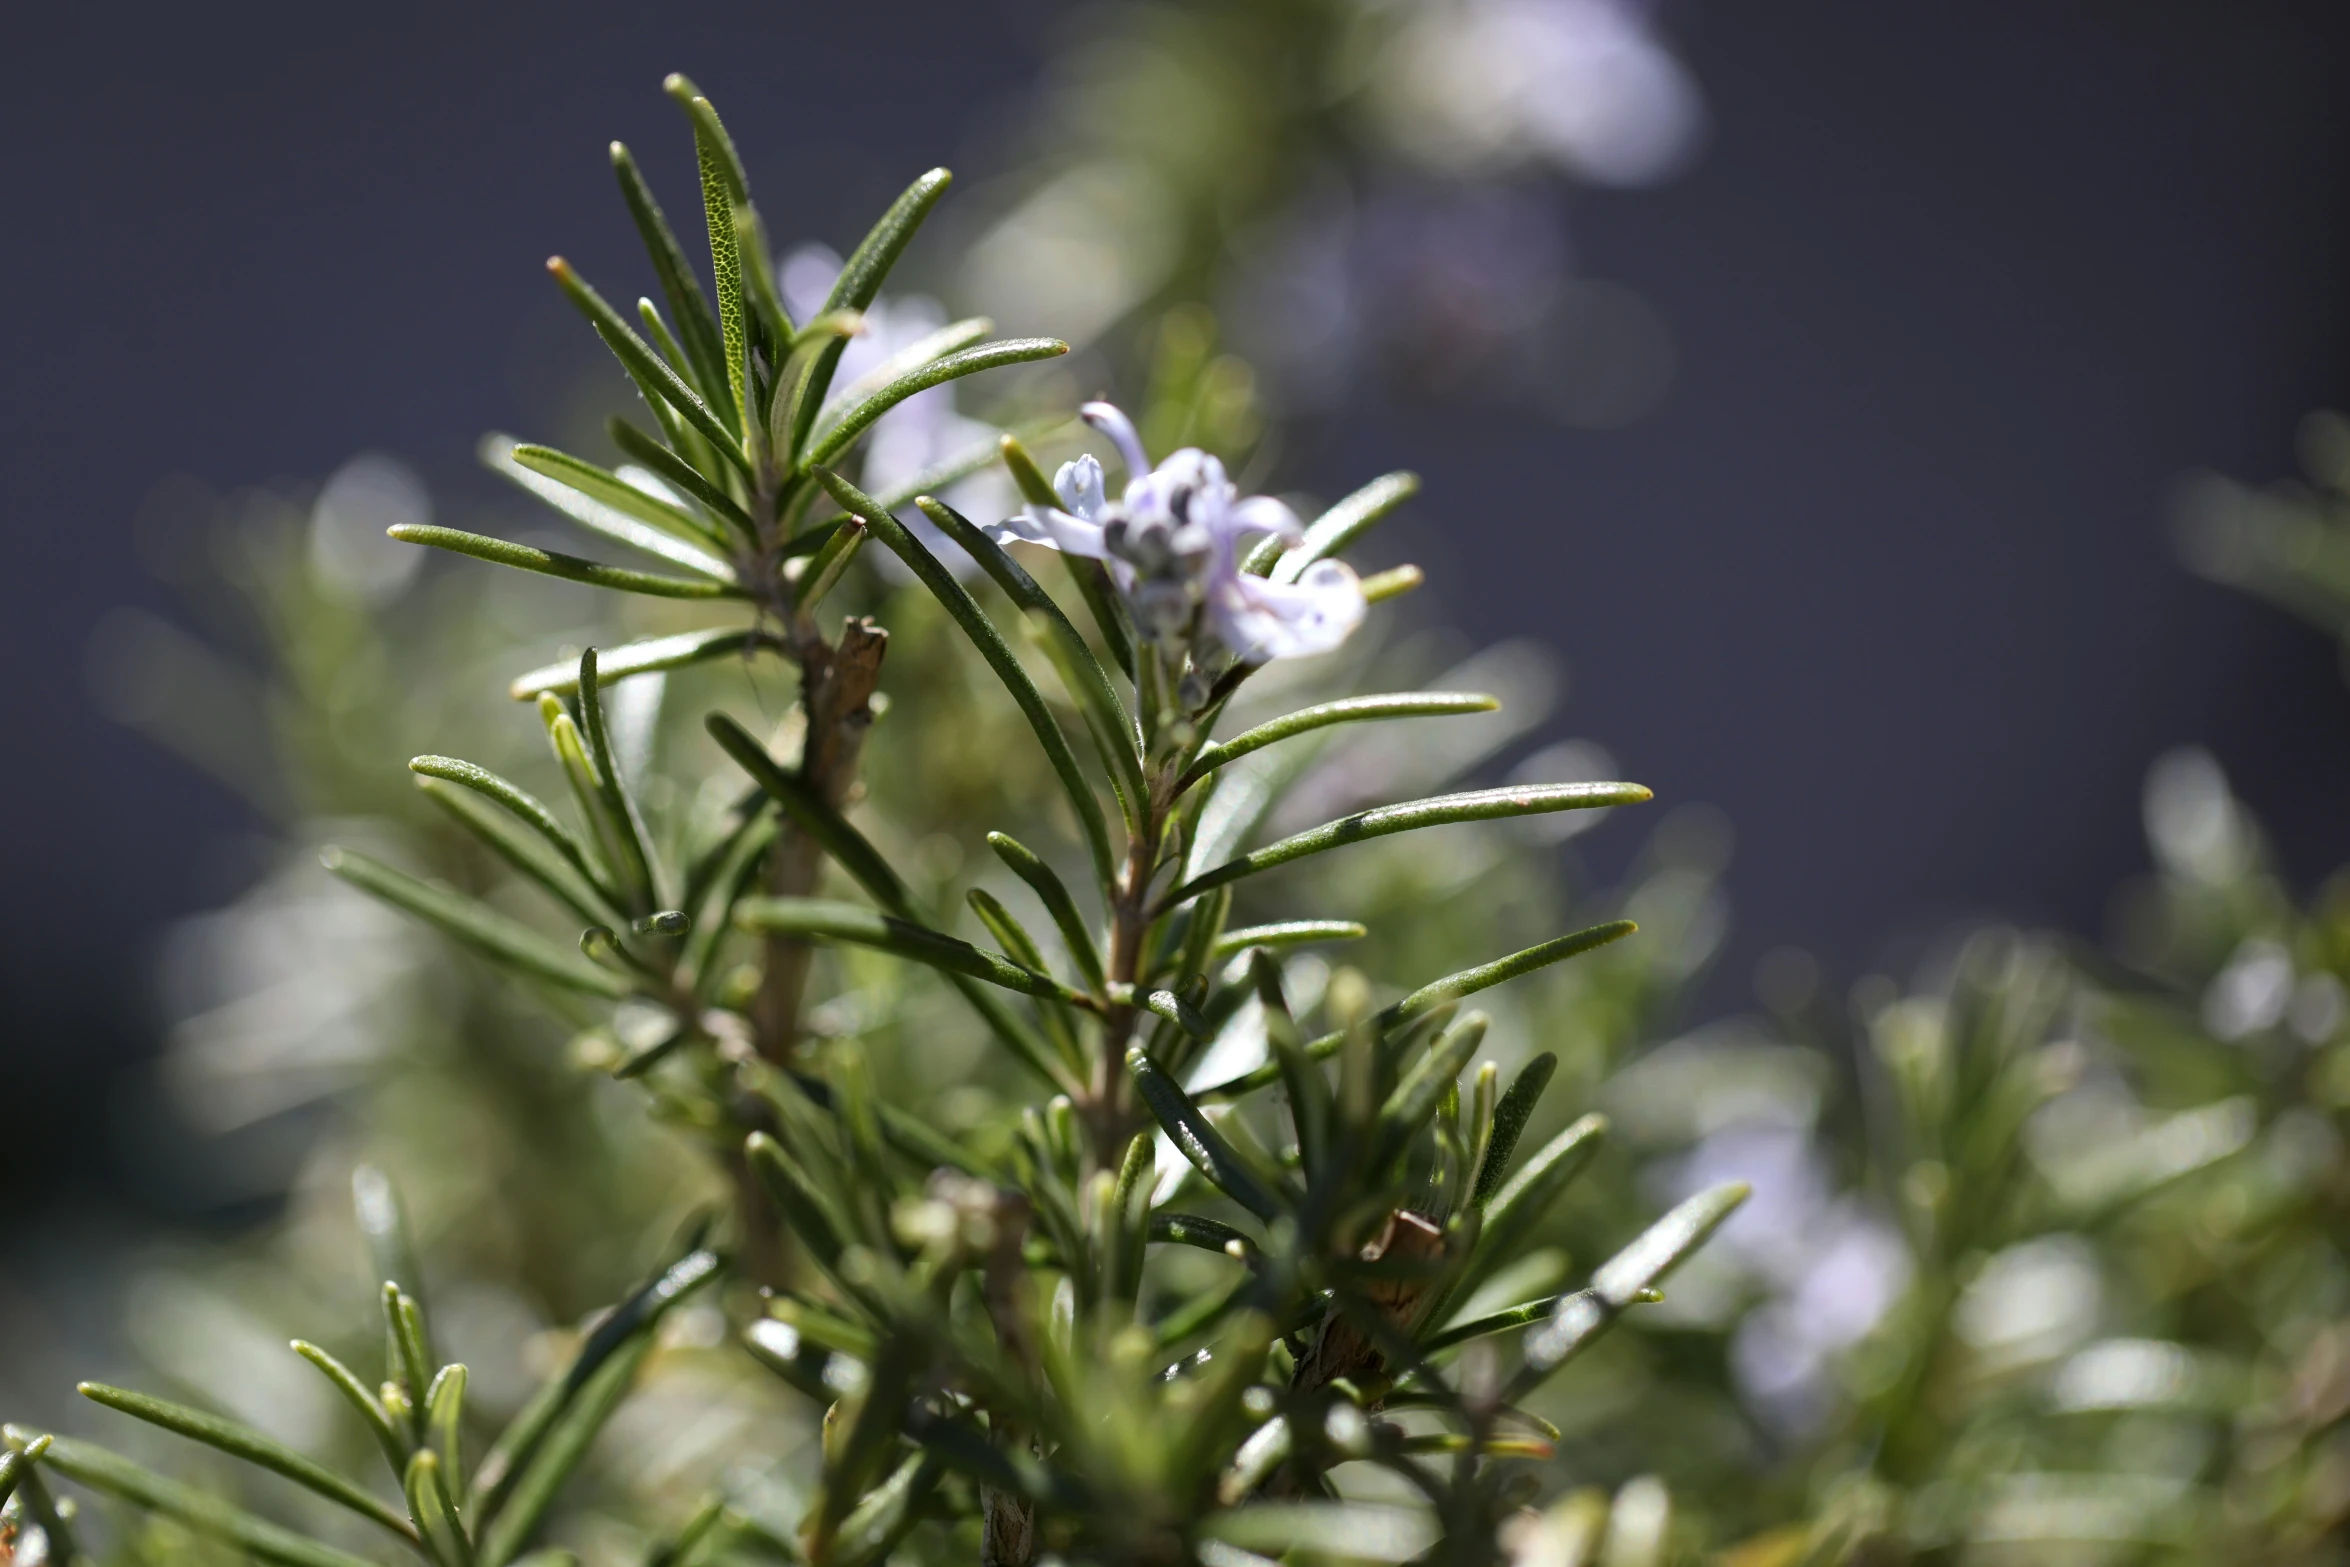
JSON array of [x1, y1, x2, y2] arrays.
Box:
[[984, 505, 1113, 560], [1079, 400, 1151, 481], [1054, 453, 1107, 520], [1208, 558, 1367, 663], [1227, 493, 1304, 546]]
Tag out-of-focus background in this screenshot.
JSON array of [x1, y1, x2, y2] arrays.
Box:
[[6, 0, 2349, 1288]]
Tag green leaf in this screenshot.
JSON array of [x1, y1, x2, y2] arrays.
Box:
[[32, 1437, 386, 1567], [1149, 1211, 1257, 1258], [475, 1341, 648, 1567], [1176, 692, 1497, 792], [0, 1443, 29, 1512], [410, 756, 618, 907], [1201, 1502, 1438, 1564], [791, 516, 867, 612], [1145, 989, 1213, 1042], [322, 847, 631, 998], [1380, 922, 1638, 1032], [1472, 1053, 1557, 1207], [919, 498, 1148, 824], [1163, 783, 1653, 908], [665, 81, 751, 434], [1515, 1183, 1749, 1392], [734, 898, 1085, 1005], [804, 339, 1068, 470], [426, 1365, 466, 1480], [389, 524, 736, 599], [1270, 472, 1420, 583], [1126, 1047, 1285, 1222], [816, 467, 1116, 888], [705, 714, 911, 914], [494, 439, 733, 567], [1378, 1012, 1489, 1164], [967, 889, 1088, 1076], [1193, 925, 1634, 1102], [1211, 921, 1367, 961], [404, 1449, 470, 1567], [786, 167, 954, 459], [470, 1249, 720, 1537], [985, 832, 1106, 994], [1457, 1115, 1609, 1304], [1417, 1294, 1568, 1355], [415, 778, 609, 929], [571, 650, 662, 913], [507, 628, 768, 701], [815, 315, 993, 433], [744, 1132, 856, 1275], [827, 1453, 943, 1567], [606, 417, 756, 541], [546, 258, 745, 468], [608, 140, 732, 423], [75, 1384, 416, 1542], [291, 1341, 409, 1476]]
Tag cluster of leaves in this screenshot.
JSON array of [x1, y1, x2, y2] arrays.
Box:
[[5, 83, 1745, 1567]]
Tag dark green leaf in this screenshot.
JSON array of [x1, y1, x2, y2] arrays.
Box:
[[815, 467, 1115, 888], [985, 832, 1106, 994], [1163, 784, 1652, 908], [75, 1384, 415, 1542], [1127, 1047, 1284, 1221], [1514, 1184, 1748, 1392], [32, 1437, 385, 1567], [1177, 693, 1497, 792], [409, 756, 618, 908], [1471, 1053, 1557, 1207], [606, 417, 756, 541], [546, 258, 744, 467], [919, 498, 1147, 824], [498, 439, 731, 562], [507, 628, 768, 702], [322, 847, 631, 998], [608, 140, 732, 422], [804, 339, 1068, 469], [1269, 472, 1420, 582], [1211, 921, 1366, 961], [734, 898, 1084, 1004], [389, 524, 736, 599]]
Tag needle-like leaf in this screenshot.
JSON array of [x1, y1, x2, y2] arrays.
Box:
[[1211, 921, 1367, 961], [1127, 1047, 1285, 1222], [1162, 783, 1652, 910], [734, 898, 1087, 1005], [546, 259, 744, 467], [608, 141, 732, 422], [31, 1438, 385, 1567], [389, 524, 736, 599], [804, 339, 1068, 469], [985, 832, 1107, 994], [1269, 472, 1420, 583], [817, 467, 1115, 888], [1513, 1184, 1749, 1395], [508, 628, 769, 701], [75, 1384, 416, 1542], [1177, 693, 1497, 793], [322, 848, 631, 998]]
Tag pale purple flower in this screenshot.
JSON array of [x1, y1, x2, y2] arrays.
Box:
[[989, 401, 1366, 665]]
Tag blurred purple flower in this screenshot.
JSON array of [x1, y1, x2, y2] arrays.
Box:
[[990, 401, 1365, 664]]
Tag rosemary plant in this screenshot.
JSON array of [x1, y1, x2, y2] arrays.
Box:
[[6, 81, 1743, 1567]]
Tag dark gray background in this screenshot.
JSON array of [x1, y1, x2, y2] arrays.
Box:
[[6, 1, 2347, 1208]]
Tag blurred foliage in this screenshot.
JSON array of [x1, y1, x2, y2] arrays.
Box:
[[13, 2, 2350, 1562]]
